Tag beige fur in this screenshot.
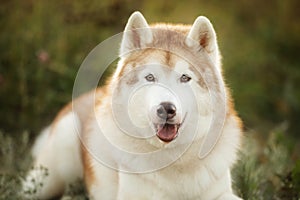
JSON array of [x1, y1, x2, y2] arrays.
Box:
[[23, 11, 243, 200]]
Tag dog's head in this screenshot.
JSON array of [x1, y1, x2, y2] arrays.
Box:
[[111, 12, 224, 152]]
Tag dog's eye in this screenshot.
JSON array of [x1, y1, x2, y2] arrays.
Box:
[[180, 74, 192, 83], [145, 74, 155, 82]]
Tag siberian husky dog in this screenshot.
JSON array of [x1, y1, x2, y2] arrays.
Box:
[[23, 11, 243, 200]]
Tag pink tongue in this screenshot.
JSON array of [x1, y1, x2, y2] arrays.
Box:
[[157, 124, 178, 142]]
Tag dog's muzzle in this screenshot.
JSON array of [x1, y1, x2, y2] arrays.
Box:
[[155, 102, 180, 142]]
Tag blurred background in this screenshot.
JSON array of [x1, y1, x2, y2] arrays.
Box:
[[0, 0, 299, 199]]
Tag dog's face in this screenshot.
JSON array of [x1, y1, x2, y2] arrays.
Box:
[[113, 53, 210, 145], [127, 63, 187, 143], [111, 12, 223, 150]]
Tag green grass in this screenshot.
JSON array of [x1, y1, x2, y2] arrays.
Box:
[[0, 129, 299, 200], [0, 0, 300, 199], [233, 128, 300, 200]]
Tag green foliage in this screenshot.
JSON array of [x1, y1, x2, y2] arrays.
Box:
[[0, 131, 88, 199], [291, 160, 300, 193], [0, 131, 31, 199], [233, 127, 300, 200], [219, 0, 300, 135], [0, 129, 299, 199], [0, 0, 300, 199], [1, 0, 300, 137], [62, 179, 89, 200], [0, 0, 139, 134], [0, 174, 22, 200]]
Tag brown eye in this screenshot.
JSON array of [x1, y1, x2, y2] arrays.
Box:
[[145, 74, 155, 82], [180, 74, 191, 83]]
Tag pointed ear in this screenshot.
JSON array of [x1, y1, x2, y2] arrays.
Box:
[[185, 16, 220, 67], [120, 11, 153, 56]]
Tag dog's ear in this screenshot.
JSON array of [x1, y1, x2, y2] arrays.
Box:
[[187, 17, 224, 159], [120, 11, 153, 57], [185, 16, 220, 68]]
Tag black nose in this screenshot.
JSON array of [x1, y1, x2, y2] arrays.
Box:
[[156, 102, 176, 119]]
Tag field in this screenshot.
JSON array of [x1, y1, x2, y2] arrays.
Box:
[[0, 0, 300, 199]]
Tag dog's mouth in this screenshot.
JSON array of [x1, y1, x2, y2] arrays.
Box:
[[155, 123, 180, 142]]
